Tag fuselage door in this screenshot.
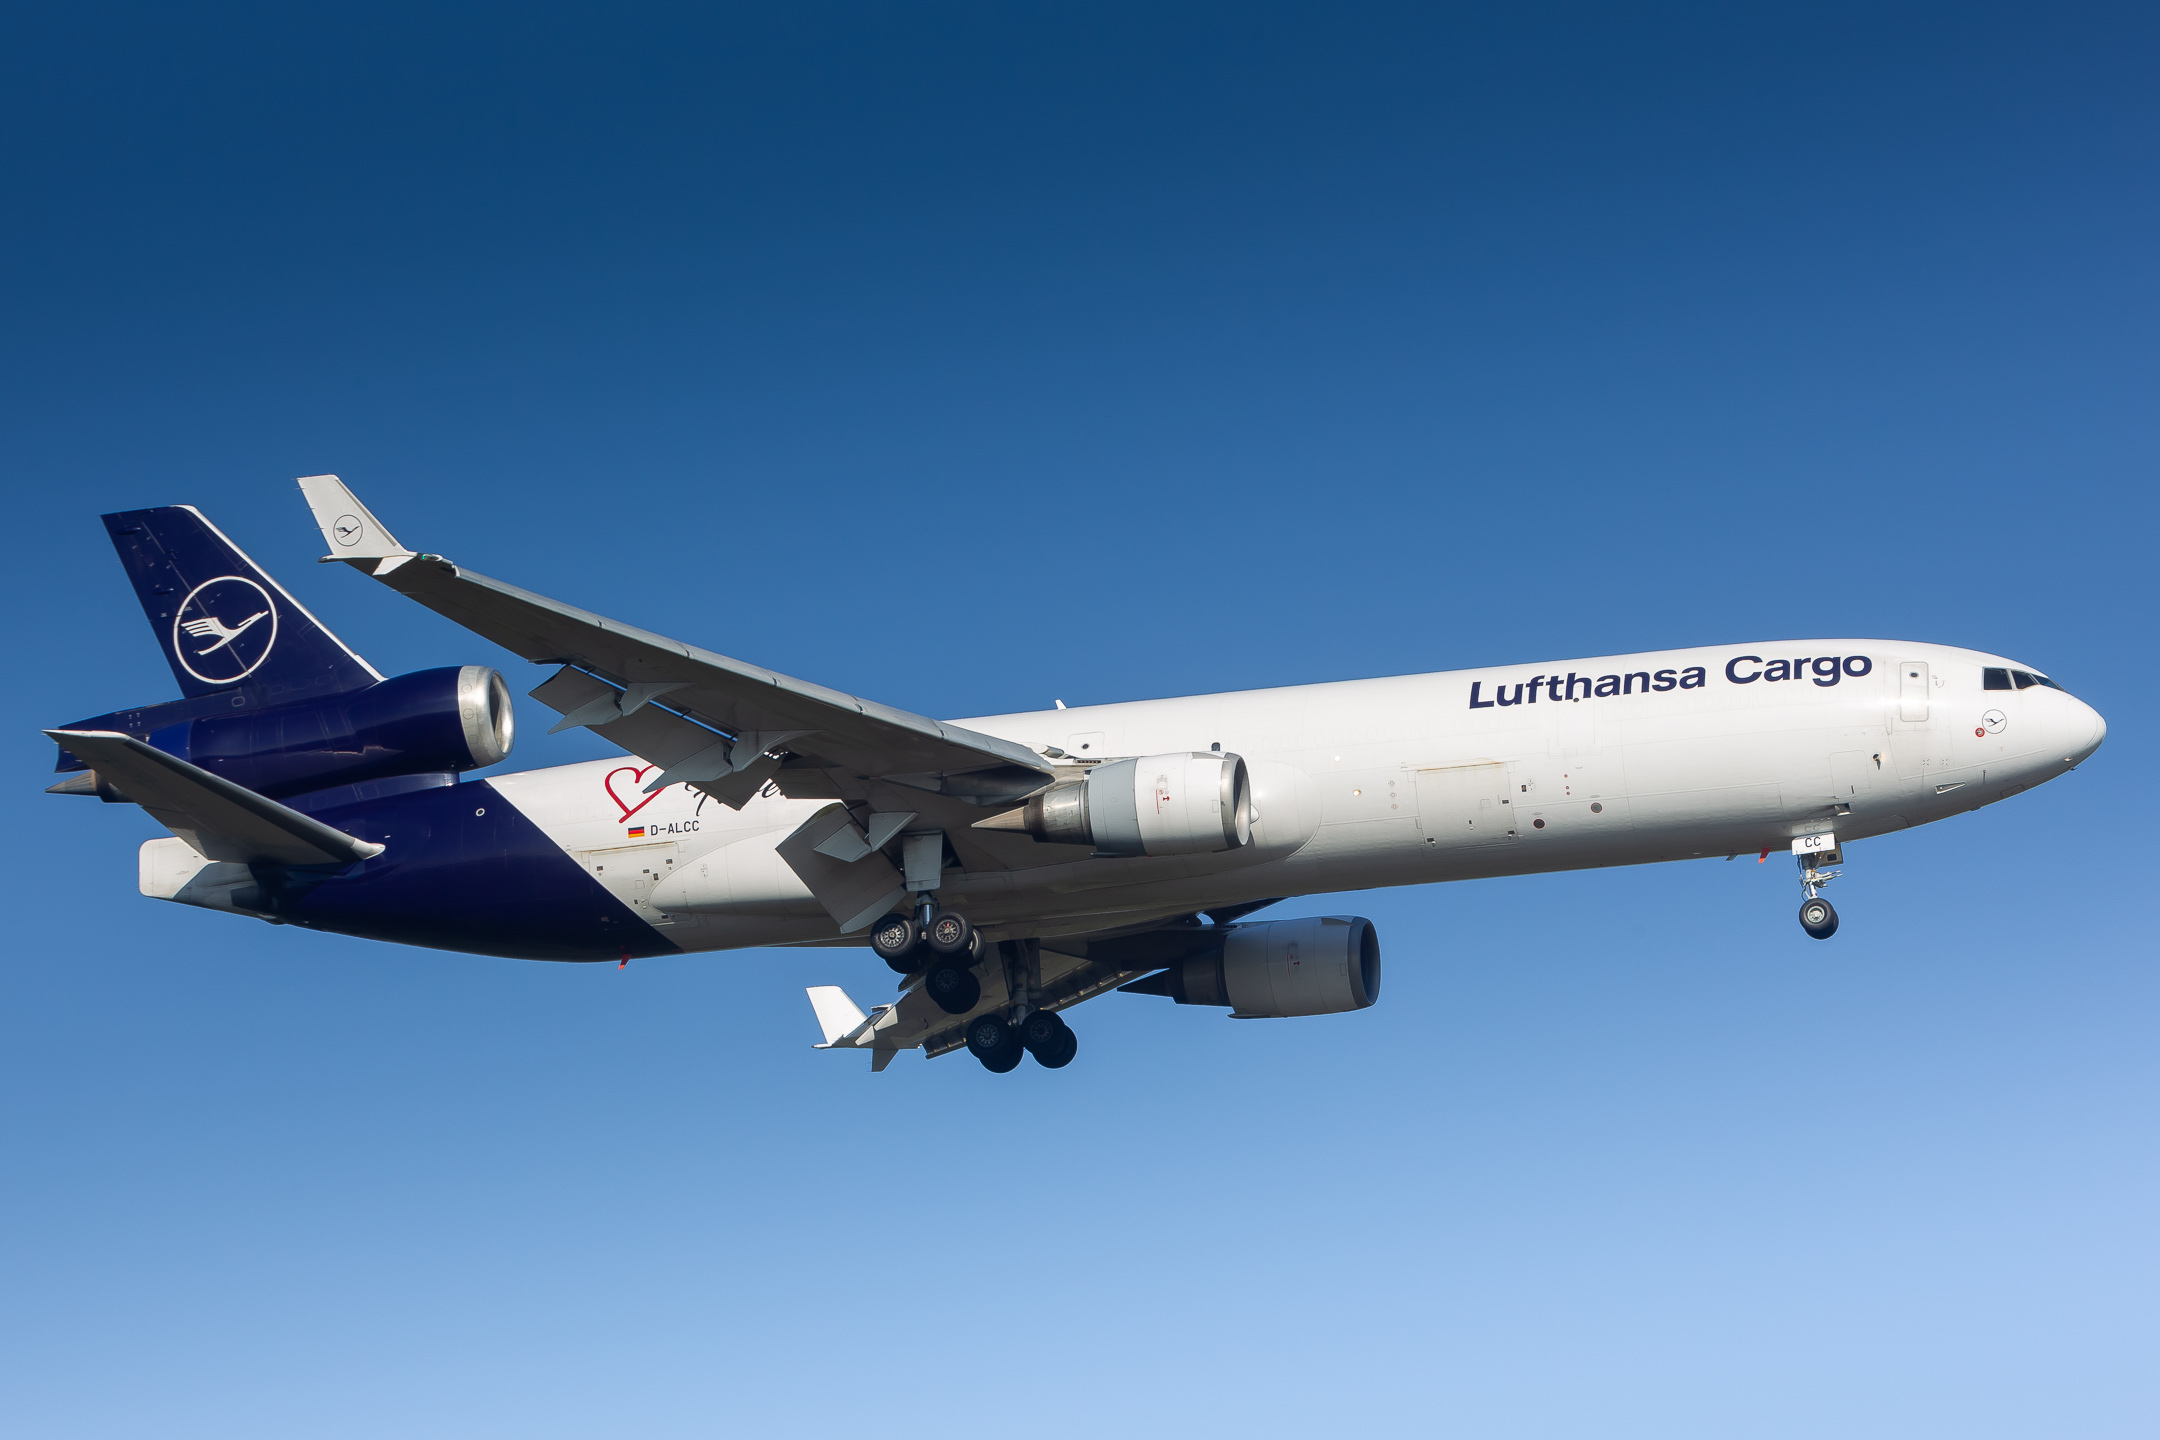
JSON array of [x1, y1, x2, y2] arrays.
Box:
[[1899, 660, 1930, 722], [1415, 763, 1517, 849], [576, 840, 682, 925]]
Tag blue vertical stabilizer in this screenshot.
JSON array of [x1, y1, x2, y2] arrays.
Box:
[[102, 506, 383, 703]]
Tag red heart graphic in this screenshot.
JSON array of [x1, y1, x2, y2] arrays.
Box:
[[604, 765, 664, 822]]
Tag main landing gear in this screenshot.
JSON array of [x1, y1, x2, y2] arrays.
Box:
[[964, 1007, 1077, 1072], [872, 907, 986, 1014], [1796, 845, 1842, 940], [870, 909, 1081, 1072]]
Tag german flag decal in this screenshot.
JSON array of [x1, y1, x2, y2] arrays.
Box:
[[626, 826, 645, 838]]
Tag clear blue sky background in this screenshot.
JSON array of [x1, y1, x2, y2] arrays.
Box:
[[3, 5, 2155, 1436]]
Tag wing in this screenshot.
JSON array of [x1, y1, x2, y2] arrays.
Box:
[[295, 476, 1057, 826]]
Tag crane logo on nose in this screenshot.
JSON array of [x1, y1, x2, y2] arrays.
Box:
[[1980, 709, 2007, 737]]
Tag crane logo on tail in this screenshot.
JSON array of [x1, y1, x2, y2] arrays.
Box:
[[171, 576, 279, 685]]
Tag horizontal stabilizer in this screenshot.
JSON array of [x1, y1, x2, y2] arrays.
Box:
[[806, 985, 870, 1046], [45, 730, 385, 868], [805, 986, 903, 1071]]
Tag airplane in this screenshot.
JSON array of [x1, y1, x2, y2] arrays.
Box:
[[47, 477, 2107, 1074]]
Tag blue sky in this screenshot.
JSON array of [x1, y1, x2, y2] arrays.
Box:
[[2, 4, 2155, 1436]]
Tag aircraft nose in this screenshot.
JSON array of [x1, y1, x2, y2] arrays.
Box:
[[2073, 699, 2106, 763]]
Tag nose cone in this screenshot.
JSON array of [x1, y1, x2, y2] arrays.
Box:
[[2070, 698, 2106, 764]]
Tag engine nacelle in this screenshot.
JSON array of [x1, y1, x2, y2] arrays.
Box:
[[139, 665, 514, 800], [1004, 751, 1252, 856], [1127, 916, 1381, 1017]]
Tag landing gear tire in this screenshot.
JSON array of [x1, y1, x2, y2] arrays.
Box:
[[870, 913, 920, 972], [925, 961, 982, 1015], [1020, 1010, 1078, 1069], [966, 1013, 1023, 1073], [1799, 897, 1838, 939], [1019, 1008, 1067, 1053], [925, 909, 974, 955]]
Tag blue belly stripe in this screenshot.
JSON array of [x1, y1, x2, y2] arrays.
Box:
[[279, 780, 681, 962]]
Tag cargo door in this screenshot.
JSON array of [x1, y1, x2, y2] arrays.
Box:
[[1415, 763, 1517, 850], [575, 840, 682, 927]]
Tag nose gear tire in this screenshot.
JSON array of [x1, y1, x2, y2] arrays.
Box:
[[1799, 898, 1838, 939]]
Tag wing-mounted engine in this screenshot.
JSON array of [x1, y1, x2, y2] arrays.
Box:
[[53, 665, 514, 802], [977, 751, 1253, 856], [1119, 915, 1381, 1017]]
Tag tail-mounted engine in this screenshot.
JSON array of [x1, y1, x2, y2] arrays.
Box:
[[1120, 915, 1382, 1017], [982, 751, 1252, 856], [53, 665, 514, 802]]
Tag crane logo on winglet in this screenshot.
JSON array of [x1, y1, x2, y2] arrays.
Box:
[[171, 576, 279, 685]]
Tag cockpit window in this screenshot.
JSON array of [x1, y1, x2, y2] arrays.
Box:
[[2012, 670, 2038, 688], [2034, 674, 2064, 692], [1984, 667, 2013, 690]]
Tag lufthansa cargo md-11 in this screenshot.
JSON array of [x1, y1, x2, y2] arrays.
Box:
[[47, 478, 2105, 1073]]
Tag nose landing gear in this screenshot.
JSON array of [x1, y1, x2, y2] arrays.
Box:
[[1795, 841, 1842, 939]]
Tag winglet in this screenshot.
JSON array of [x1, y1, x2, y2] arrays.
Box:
[[806, 985, 869, 1047], [297, 475, 415, 572]]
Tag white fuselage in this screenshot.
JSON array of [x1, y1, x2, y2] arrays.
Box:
[[480, 639, 2105, 950]]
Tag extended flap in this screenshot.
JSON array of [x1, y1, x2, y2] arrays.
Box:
[[775, 805, 907, 933]]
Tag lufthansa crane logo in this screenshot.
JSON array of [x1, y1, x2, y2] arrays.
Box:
[[172, 576, 279, 685]]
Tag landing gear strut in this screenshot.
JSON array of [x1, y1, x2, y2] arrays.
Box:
[[1796, 844, 1841, 940]]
